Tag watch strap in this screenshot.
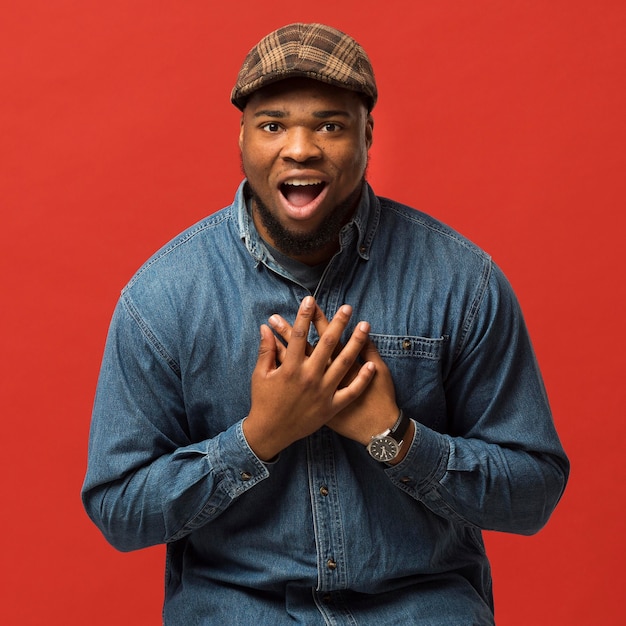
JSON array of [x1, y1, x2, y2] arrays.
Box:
[[388, 409, 410, 443]]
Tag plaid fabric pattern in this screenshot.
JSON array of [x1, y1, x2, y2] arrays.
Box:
[[231, 23, 377, 111]]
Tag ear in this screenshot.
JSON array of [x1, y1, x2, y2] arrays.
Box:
[[238, 115, 245, 151], [365, 114, 374, 150]]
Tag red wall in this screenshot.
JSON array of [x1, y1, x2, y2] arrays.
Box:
[[2, 2, 624, 624]]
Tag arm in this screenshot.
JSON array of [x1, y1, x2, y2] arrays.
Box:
[[81, 296, 375, 551], [269, 272, 569, 535], [81, 296, 266, 551], [389, 266, 569, 534]]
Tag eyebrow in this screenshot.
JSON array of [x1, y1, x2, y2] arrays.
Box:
[[253, 109, 351, 119], [253, 110, 287, 118], [312, 110, 351, 119]]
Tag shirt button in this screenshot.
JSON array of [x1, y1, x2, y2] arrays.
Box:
[[327, 558, 337, 570], [319, 485, 329, 496], [400, 476, 412, 484], [402, 339, 412, 350], [240, 471, 252, 481]]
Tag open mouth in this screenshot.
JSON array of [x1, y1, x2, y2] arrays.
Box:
[[280, 180, 326, 208]]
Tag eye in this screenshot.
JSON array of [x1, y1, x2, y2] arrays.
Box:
[[261, 122, 282, 133], [319, 122, 342, 133]]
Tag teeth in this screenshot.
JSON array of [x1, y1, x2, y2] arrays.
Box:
[[283, 179, 323, 186]]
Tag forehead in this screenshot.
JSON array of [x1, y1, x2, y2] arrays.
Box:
[[244, 77, 366, 114]]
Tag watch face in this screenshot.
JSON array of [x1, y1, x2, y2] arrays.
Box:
[[367, 436, 399, 462]]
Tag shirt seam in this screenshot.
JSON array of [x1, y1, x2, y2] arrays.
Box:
[[120, 292, 181, 377], [126, 209, 232, 289]]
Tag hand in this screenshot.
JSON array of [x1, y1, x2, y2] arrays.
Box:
[[268, 303, 403, 448], [243, 296, 377, 461]]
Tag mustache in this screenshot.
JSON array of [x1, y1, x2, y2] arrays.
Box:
[[238, 154, 370, 182]]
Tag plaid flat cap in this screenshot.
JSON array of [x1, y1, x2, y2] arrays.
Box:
[[231, 23, 377, 111]]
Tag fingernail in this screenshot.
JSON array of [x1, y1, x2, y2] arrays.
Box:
[[358, 321, 370, 332]]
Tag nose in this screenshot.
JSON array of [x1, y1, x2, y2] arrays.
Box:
[[280, 127, 323, 163]]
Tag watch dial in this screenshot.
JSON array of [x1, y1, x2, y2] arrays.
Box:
[[369, 437, 399, 461]]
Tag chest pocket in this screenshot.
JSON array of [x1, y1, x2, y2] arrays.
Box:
[[370, 333, 449, 432]]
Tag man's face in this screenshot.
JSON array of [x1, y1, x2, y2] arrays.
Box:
[[239, 78, 373, 265]]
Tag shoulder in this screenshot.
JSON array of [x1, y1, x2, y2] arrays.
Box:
[[126, 205, 235, 290], [111, 203, 242, 345], [377, 196, 491, 265]]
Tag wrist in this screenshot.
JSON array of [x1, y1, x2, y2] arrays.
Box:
[[242, 414, 288, 462]]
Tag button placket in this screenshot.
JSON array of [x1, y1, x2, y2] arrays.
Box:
[[307, 429, 347, 591]]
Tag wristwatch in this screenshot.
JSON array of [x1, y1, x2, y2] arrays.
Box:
[[366, 410, 410, 462]]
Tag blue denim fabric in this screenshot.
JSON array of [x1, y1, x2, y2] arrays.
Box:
[[82, 181, 568, 625]]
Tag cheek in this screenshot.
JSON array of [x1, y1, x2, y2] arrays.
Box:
[[336, 146, 367, 178], [240, 148, 267, 180]]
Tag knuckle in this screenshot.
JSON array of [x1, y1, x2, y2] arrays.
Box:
[[299, 371, 318, 389], [336, 354, 354, 369], [351, 333, 367, 346], [320, 334, 338, 348]]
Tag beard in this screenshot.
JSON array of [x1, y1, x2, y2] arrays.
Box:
[[245, 179, 365, 260]]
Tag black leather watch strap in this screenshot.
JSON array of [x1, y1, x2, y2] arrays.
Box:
[[389, 410, 410, 443]]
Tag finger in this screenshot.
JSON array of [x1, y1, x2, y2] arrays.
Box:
[[360, 335, 384, 365], [269, 304, 324, 357], [269, 300, 332, 339], [307, 304, 353, 372], [332, 361, 376, 411], [281, 296, 316, 365], [269, 317, 317, 362], [254, 325, 278, 376], [311, 302, 330, 334], [273, 333, 288, 363], [268, 314, 294, 346], [312, 304, 350, 362], [324, 320, 370, 384]]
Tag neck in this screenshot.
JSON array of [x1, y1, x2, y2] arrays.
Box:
[[248, 182, 363, 266]]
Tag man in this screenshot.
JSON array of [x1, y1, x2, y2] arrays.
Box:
[[82, 23, 569, 625]]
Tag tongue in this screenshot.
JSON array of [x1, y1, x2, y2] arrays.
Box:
[[283, 184, 322, 207]]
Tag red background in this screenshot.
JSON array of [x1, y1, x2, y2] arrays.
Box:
[[1, 1, 624, 624]]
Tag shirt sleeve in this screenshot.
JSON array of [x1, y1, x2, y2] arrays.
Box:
[[81, 296, 269, 552], [385, 263, 569, 535]]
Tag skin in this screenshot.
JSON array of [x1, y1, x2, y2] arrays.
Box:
[[239, 77, 373, 266], [240, 78, 414, 463]]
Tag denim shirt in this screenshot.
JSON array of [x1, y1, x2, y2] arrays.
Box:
[[82, 181, 568, 625]]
